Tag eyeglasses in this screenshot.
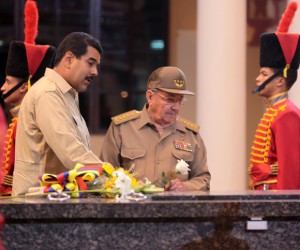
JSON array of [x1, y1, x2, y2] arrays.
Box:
[[152, 90, 187, 106]]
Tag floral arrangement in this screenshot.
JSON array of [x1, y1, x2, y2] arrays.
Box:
[[36, 163, 164, 199]]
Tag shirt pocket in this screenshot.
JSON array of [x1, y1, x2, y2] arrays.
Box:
[[172, 149, 194, 181], [120, 148, 146, 179]]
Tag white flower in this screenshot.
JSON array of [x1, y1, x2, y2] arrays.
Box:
[[175, 159, 190, 175], [113, 169, 132, 201], [144, 178, 151, 184]]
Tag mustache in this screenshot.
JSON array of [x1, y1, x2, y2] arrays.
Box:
[[166, 111, 178, 115], [86, 76, 95, 83]]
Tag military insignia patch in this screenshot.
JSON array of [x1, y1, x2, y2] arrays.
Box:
[[174, 140, 193, 152], [174, 79, 184, 88]]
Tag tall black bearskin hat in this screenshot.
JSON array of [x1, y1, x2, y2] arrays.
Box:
[[260, 1, 300, 76], [5, 0, 55, 86]]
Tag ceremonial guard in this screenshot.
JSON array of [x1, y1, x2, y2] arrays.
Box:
[[249, 2, 300, 190], [0, 0, 55, 195]]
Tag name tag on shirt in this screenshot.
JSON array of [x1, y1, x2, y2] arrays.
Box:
[[174, 140, 193, 152]]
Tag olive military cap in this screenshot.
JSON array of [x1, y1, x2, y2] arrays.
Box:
[[147, 66, 195, 95]]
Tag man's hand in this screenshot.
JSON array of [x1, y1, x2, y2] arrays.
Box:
[[169, 178, 187, 191], [250, 163, 278, 183]]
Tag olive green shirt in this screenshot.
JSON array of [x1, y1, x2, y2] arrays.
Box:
[[12, 68, 102, 196], [100, 105, 210, 190]]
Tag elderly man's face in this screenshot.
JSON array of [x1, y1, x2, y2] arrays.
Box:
[[147, 89, 185, 127]]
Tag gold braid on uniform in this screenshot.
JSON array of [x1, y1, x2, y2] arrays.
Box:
[[177, 117, 200, 133], [112, 110, 140, 125], [2, 117, 17, 186], [249, 93, 287, 176]]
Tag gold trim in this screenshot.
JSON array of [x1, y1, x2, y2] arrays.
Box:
[[267, 91, 288, 103], [256, 129, 268, 134], [251, 152, 264, 158], [253, 141, 266, 146], [177, 117, 200, 133], [255, 135, 267, 140], [112, 110, 140, 125], [253, 179, 277, 187], [252, 146, 264, 152]]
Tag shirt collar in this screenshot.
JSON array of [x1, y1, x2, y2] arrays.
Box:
[[44, 68, 77, 98], [137, 105, 152, 129], [10, 105, 20, 118], [266, 91, 288, 107], [137, 104, 187, 133]]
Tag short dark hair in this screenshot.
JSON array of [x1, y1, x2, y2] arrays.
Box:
[[53, 32, 103, 66], [272, 68, 298, 90]]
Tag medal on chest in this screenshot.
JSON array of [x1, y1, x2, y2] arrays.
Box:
[[174, 140, 193, 152]]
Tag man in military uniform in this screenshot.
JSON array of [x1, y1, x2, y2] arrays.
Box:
[[249, 2, 300, 190], [100, 66, 211, 191]]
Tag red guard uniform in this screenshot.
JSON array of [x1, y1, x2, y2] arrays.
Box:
[[249, 92, 300, 190], [0, 106, 19, 195], [250, 2, 300, 190], [0, 1, 55, 195]]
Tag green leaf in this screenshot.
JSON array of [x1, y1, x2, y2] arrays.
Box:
[[134, 183, 151, 193], [162, 171, 169, 185], [141, 186, 164, 194]]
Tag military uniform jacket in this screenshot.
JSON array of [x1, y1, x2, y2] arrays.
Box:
[[0, 106, 19, 195], [249, 93, 300, 190], [100, 105, 211, 191]]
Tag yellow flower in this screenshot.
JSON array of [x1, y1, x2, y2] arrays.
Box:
[[102, 163, 116, 176], [104, 176, 117, 189], [130, 176, 139, 188]]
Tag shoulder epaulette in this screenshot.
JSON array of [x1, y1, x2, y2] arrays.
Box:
[[178, 117, 200, 133], [112, 110, 141, 125]]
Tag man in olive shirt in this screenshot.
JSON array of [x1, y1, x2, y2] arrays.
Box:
[[100, 66, 211, 191], [12, 33, 103, 196]]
